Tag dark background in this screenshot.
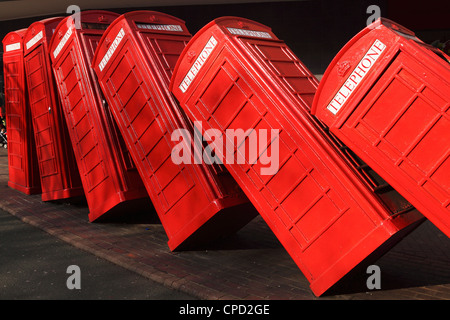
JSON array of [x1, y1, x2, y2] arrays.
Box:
[[0, 0, 449, 92]]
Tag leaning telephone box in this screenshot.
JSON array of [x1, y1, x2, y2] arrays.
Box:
[[2, 29, 41, 195], [92, 11, 256, 250], [23, 17, 84, 201], [312, 18, 450, 238], [49, 11, 150, 221], [170, 17, 425, 296]]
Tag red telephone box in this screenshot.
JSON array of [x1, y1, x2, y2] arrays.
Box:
[[23, 17, 84, 201], [312, 18, 450, 238], [2, 29, 41, 195], [170, 17, 425, 296], [92, 11, 257, 250], [49, 10, 150, 221]]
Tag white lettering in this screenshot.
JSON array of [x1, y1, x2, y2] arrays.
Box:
[[179, 304, 213, 317], [227, 27, 272, 39], [136, 24, 183, 32], [5, 42, 20, 52], [98, 28, 125, 72], [26, 31, 43, 50], [53, 28, 73, 59], [179, 36, 217, 93], [327, 39, 386, 115]]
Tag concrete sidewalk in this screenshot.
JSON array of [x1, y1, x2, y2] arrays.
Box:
[[0, 147, 449, 300]]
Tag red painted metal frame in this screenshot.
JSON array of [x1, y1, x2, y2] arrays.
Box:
[[23, 17, 84, 201], [2, 29, 41, 195], [170, 16, 425, 296], [92, 11, 257, 250], [49, 10, 150, 221], [312, 18, 450, 238]]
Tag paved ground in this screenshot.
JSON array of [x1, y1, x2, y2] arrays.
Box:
[[0, 147, 449, 300], [0, 207, 196, 300]]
